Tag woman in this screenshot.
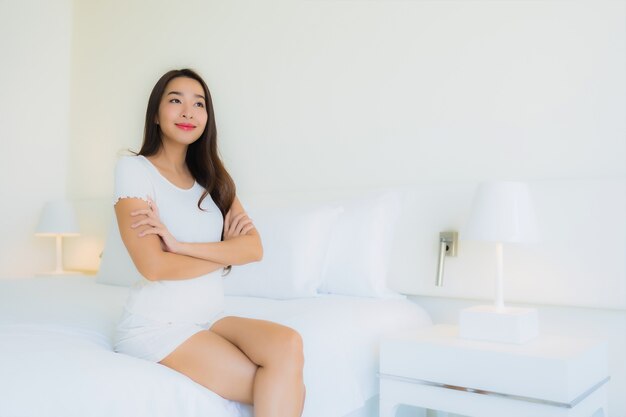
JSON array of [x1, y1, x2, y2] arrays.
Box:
[[113, 69, 305, 417]]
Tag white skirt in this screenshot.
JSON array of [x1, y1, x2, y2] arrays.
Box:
[[113, 308, 226, 363], [113, 271, 226, 362]]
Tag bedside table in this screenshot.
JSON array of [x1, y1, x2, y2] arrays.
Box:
[[379, 325, 609, 417]]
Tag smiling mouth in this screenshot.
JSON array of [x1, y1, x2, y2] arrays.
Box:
[[175, 123, 196, 131]]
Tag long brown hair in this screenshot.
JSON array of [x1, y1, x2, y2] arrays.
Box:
[[138, 69, 235, 221]]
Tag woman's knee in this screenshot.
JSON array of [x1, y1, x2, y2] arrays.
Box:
[[259, 326, 304, 369], [271, 327, 304, 371]]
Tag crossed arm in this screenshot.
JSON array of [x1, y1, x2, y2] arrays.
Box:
[[115, 196, 262, 281]]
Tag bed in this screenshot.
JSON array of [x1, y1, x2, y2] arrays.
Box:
[[0, 275, 431, 417], [0, 190, 433, 416]]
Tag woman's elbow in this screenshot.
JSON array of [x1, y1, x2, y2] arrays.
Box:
[[141, 269, 159, 281], [240, 246, 262, 265], [134, 258, 161, 281], [255, 245, 263, 262], [242, 243, 263, 264]]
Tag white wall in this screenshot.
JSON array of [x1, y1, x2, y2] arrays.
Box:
[[68, 0, 625, 200], [67, 0, 625, 276], [0, 0, 72, 277]]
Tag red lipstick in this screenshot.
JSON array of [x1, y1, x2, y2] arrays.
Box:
[[175, 123, 196, 131]]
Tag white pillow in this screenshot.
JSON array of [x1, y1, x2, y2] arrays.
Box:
[[223, 204, 342, 299], [318, 191, 403, 298], [96, 214, 144, 287]]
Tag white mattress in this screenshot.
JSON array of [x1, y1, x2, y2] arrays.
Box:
[[0, 276, 431, 417]]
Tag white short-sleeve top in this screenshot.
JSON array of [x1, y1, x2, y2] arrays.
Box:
[[113, 155, 225, 325]]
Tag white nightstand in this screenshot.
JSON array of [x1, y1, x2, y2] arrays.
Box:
[[379, 325, 609, 417]]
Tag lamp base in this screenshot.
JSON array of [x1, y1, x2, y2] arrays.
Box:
[[459, 305, 538, 344]]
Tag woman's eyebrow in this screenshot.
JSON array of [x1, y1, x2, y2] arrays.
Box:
[[166, 91, 206, 101]]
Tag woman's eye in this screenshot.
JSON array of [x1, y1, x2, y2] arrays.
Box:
[[195, 102, 205, 108], [169, 98, 181, 104]]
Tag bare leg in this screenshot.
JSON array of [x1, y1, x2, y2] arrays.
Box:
[[159, 329, 258, 404], [211, 316, 306, 417]]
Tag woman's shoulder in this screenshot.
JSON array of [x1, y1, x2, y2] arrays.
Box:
[[115, 154, 151, 172], [114, 154, 153, 180], [113, 154, 156, 203], [116, 154, 145, 166]]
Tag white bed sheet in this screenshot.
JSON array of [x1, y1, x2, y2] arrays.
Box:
[[0, 276, 431, 417], [0, 323, 245, 417]]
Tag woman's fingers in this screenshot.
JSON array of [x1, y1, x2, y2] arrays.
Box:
[[128, 198, 179, 252], [241, 223, 255, 235], [130, 208, 155, 218], [131, 217, 160, 229], [138, 227, 162, 237], [228, 213, 245, 232], [234, 218, 253, 235], [229, 212, 248, 227], [131, 198, 158, 218], [223, 211, 255, 240], [228, 213, 254, 236], [147, 197, 160, 217], [129, 200, 161, 234]]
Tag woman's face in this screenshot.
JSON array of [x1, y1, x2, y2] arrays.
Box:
[[156, 77, 208, 147]]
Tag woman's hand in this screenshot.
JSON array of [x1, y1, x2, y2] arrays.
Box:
[[130, 197, 181, 253], [223, 210, 255, 241]]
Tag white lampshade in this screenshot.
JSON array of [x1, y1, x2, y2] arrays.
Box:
[[464, 181, 539, 244], [35, 200, 79, 236]]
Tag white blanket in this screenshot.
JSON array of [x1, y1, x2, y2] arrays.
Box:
[[0, 276, 431, 417]]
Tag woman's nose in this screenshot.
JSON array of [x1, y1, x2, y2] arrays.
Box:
[[181, 106, 193, 119]]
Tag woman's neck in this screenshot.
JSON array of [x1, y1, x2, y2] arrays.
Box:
[[152, 143, 188, 173]]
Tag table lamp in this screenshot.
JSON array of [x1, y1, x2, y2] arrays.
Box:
[[35, 200, 80, 274], [460, 181, 540, 344]]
